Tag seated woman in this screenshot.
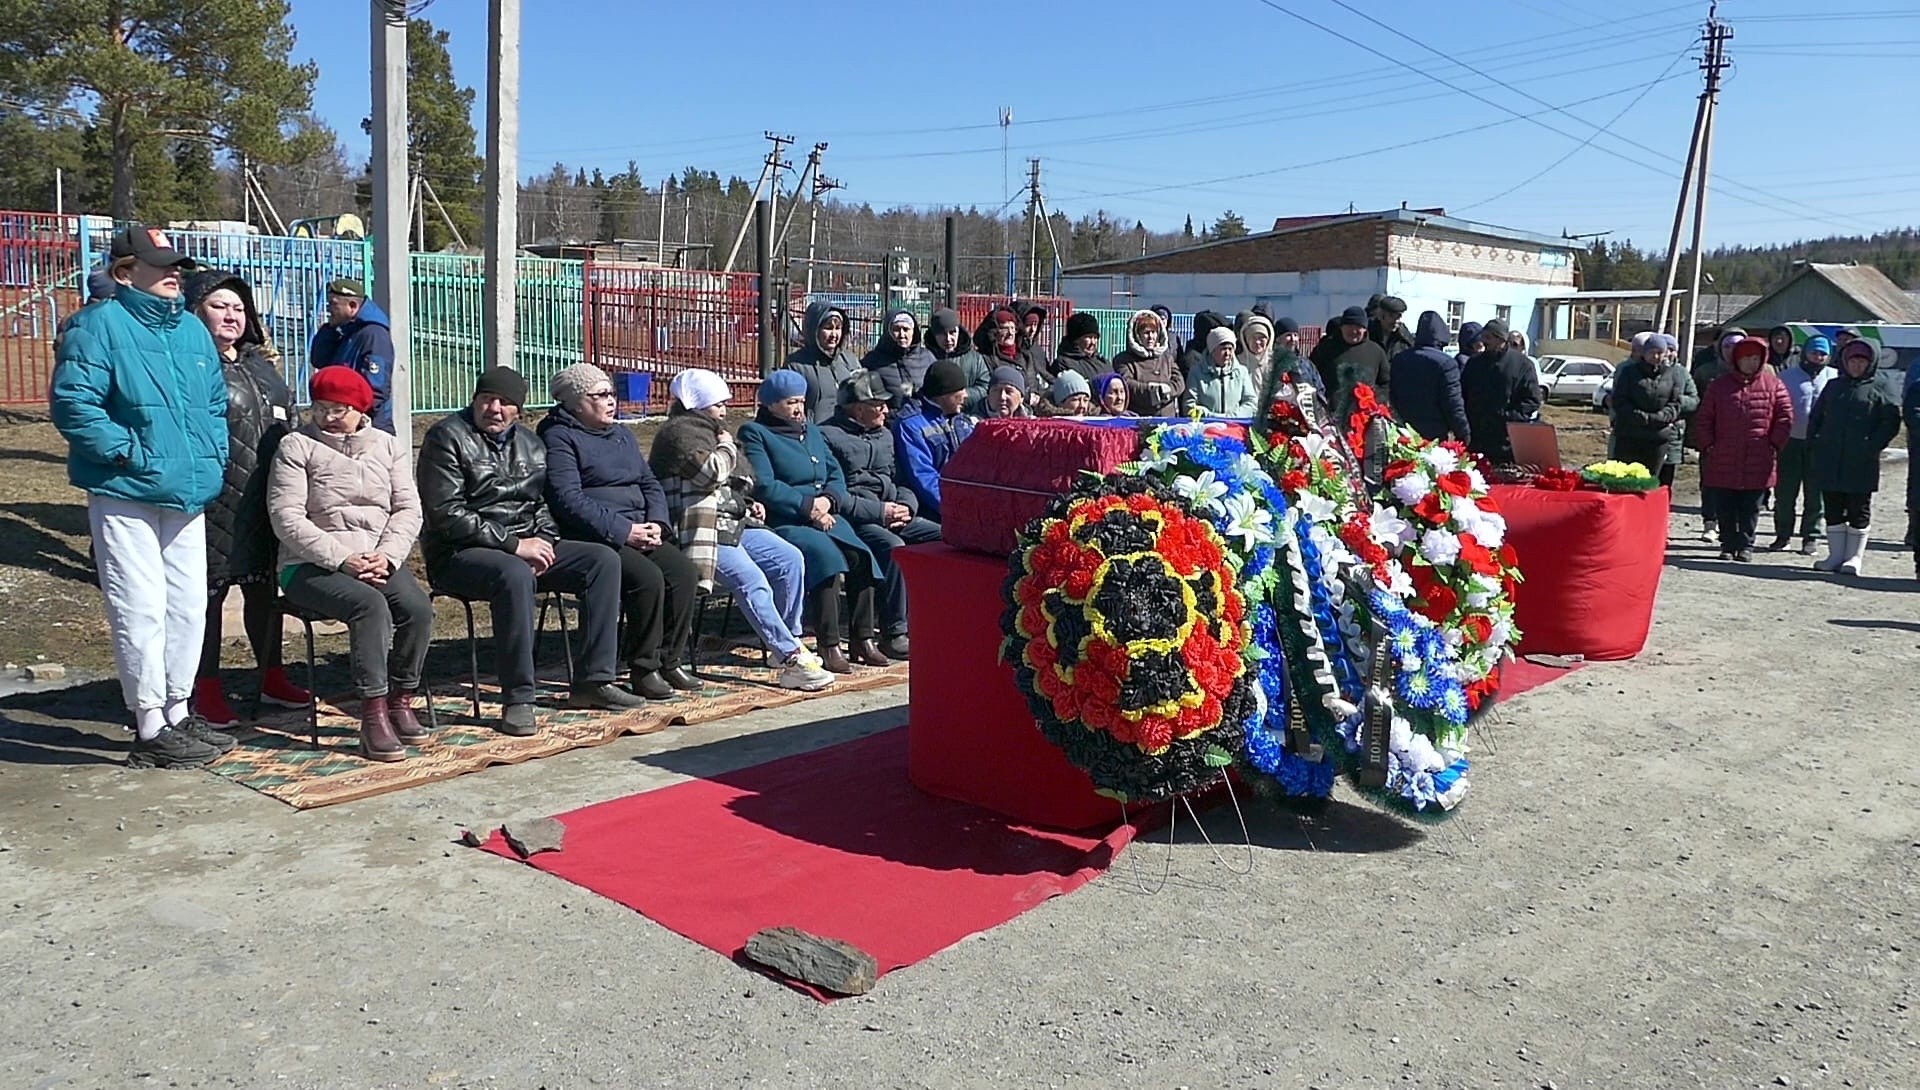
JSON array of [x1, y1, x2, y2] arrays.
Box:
[[648, 369, 836, 692], [538, 363, 700, 699], [1091, 371, 1135, 417], [736, 371, 888, 674], [267, 367, 429, 762]]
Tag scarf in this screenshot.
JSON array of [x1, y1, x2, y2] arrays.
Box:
[[756, 405, 808, 439]]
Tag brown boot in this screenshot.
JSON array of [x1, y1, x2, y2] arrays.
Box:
[[848, 583, 890, 667], [388, 690, 428, 745], [810, 576, 851, 674], [358, 697, 406, 762]]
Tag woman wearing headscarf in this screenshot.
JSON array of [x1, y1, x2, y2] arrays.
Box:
[[1235, 311, 1277, 396], [268, 367, 428, 761], [737, 370, 887, 673], [1091, 372, 1134, 417], [1609, 332, 1691, 486], [1111, 308, 1183, 415], [1687, 328, 1748, 542], [861, 308, 936, 407], [649, 369, 836, 692], [184, 269, 310, 729], [1051, 312, 1108, 387], [1808, 340, 1903, 575], [1184, 328, 1258, 417], [1694, 337, 1792, 563]]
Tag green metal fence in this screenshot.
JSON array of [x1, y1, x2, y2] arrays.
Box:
[[406, 253, 586, 412]]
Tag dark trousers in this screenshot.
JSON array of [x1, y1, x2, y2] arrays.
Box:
[[282, 565, 433, 698], [1773, 437, 1823, 540], [1612, 436, 1669, 486], [1713, 489, 1764, 552], [1699, 461, 1724, 526], [431, 540, 620, 706], [615, 540, 698, 673], [854, 517, 943, 638], [1822, 491, 1872, 530], [199, 581, 282, 676]]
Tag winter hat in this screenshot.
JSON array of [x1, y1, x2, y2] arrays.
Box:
[[1729, 337, 1770, 368], [473, 365, 529, 408], [309, 366, 374, 413], [988, 365, 1026, 392], [1339, 306, 1369, 327], [1717, 331, 1746, 356], [1273, 316, 1301, 335], [758, 369, 809, 406], [921, 359, 968, 399], [549, 361, 613, 408], [926, 307, 964, 340], [1151, 304, 1174, 328], [1065, 312, 1102, 342], [1239, 313, 1275, 344], [670, 368, 731, 411], [1840, 339, 1877, 365], [1457, 320, 1483, 347], [840, 370, 891, 405], [1207, 327, 1238, 352], [1092, 371, 1128, 404], [1654, 333, 1679, 354], [1629, 331, 1654, 359], [1480, 318, 1510, 344], [1048, 371, 1091, 406], [1803, 335, 1832, 357]]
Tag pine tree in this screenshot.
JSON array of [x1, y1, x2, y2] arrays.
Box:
[[1212, 210, 1249, 239]]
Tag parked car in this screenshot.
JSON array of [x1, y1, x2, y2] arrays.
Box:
[[1592, 373, 1614, 413], [1537, 355, 1614, 406]]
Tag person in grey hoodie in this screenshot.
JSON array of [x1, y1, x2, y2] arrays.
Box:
[[782, 301, 860, 424]]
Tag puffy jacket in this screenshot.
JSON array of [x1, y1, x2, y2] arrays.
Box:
[[820, 410, 918, 524], [1460, 346, 1542, 464], [925, 307, 992, 414], [1609, 359, 1690, 447], [308, 300, 396, 433], [1387, 311, 1470, 443], [1113, 346, 1186, 416], [268, 420, 420, 576], [861, 308, 938, 407], [50, 284, 227, 513], [1310, 323, 1392, 422], [1184, 356, 1259, 417], [1778, 363, 1832, 441], [1178, 310, 1230, 380], [416, 409, 558, 576], [1808, 371, 1903, 495], [535, 403, 670, 549], [1695, 368, 1793, 491], [892, 396, 976, 520], [782, 301, 860, 424], [204, 345, 294, 585]]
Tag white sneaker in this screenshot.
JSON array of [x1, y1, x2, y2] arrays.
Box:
[[775, 651, 836, 692]]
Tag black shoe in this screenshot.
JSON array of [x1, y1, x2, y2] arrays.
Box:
[[628, 671, 676, 700], [569, 681, 650, 710], [1766, 535, 1791, 552], [127, 725, 220, 769], [1717, 550, 1733, 561], [498, 702, 538, 737], [659, 665, 701, 693], [1734, 548, 1754, 563], [170, 714, 237, 754], [882, 634, 910, 660]]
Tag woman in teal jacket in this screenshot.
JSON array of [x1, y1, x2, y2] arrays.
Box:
[[736, 370, 887, 674], [49, 227, 230, 769]]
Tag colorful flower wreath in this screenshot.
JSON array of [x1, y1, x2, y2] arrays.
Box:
[[1002, 474, 1255, 803]]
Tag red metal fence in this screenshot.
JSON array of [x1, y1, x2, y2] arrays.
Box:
[[0, 212, 82, 404], [585, 263, 764, 413]]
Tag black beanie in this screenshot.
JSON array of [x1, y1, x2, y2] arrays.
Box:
[[1065, 312, 1101, 341], [473, 365, 529, 408], [921, 359, 968, 398]]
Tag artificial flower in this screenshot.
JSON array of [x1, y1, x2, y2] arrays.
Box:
[[1419, 528, 1462, 566]]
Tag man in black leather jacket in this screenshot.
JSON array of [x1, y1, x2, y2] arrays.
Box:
[[417, 366, 645, 735]]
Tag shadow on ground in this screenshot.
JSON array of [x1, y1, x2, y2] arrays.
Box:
[[1664, 557, 1918, 593], [1827, 617, 1920, 634]]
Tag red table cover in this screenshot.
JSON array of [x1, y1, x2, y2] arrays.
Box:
[[894, 542, 1114, 830], [937, 419, 1145, 557], [1492, 484, 1668, 661]]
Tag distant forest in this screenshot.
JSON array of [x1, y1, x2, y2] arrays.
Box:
[[1579, 230, 1920, 295]]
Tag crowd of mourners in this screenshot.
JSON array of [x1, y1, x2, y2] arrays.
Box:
[[47, 225, 1919, 770]]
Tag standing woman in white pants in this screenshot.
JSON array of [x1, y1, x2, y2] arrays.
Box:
[[50, 226, 232, 768]]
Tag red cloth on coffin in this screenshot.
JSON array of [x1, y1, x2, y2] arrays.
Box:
[[1491, 484, 1668, 661], [936, 418, 1144, 557]]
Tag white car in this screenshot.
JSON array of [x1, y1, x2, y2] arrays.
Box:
[[1537, 355, 1614, 406], [1592, 373, 1615, 413]]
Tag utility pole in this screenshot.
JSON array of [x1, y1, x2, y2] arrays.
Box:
[[722, 132, 792, 274], [774, 142, 826, 261], [999, 107, 1013, 261], [1025, 158, 1041, 298], [240, 152, 251, 228], [370, 0, 412, 441], [483, 0, 521, 371], [1656, 3, 1731, 362], [803, 170, 844, 295], [656, 184, 668, 264]]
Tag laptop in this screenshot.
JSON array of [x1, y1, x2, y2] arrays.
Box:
[[1506, 422, 1562, 473]]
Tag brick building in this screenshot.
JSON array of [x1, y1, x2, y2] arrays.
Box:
[[1059, 208, 1579, 344]]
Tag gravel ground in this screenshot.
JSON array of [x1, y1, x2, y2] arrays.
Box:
[[0, 415, 1915, 1090]]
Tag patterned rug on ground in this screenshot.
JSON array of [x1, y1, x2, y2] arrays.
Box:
[[207, 650, 908, 810]]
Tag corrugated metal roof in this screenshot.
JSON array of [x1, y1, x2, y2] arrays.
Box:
[[1808, 264, 1920, 323]]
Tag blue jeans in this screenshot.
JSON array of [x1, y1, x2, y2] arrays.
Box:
[[712, 527, 806, 658]]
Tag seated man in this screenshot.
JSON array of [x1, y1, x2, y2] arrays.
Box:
[[892, 359, 976, 522], [822, 372, 941, 660], [417, 367, 645, 736]]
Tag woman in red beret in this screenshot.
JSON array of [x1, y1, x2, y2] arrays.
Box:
[[266, 366, 429, 761]]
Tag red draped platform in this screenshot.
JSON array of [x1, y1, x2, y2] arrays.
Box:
[[1492, 484, 1669, 661]]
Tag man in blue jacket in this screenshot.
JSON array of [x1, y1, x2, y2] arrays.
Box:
[[308, 278, 396, 433], [50, 226, 233, 769], [893, 359, 976, 522]]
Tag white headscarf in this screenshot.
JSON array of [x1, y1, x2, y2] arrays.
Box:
[[671, 368, 731, 411]]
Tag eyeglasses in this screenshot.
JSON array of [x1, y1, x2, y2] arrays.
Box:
[[585, 389, 617, 400]]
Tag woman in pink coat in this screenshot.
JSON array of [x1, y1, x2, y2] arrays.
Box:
[[1695, 336, 1793, 562]]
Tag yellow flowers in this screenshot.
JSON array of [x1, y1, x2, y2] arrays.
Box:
[[1583, 460, 1653, 480]]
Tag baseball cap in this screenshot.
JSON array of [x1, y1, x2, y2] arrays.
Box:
[[109, 226, 196, 269], [326, 278, 366, 298]]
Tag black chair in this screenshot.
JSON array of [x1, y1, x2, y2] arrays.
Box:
[[275, 596, 442, 750], [431, 589, 576, 720], [691, 586, 770, 676]]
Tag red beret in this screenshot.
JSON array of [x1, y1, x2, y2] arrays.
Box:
[[309, 366, 374, 413]]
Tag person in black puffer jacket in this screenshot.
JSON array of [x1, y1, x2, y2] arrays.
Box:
[[184, 270, 309, 728], [1387, 310, 1470, 443], [1460, 318, 1542, 464]]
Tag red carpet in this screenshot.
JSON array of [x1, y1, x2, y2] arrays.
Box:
[[1501, 655, 1587, 700], [476, 727, 1142, 999]]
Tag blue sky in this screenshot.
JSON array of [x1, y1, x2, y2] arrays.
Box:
[[287, 0, 1920, 250]]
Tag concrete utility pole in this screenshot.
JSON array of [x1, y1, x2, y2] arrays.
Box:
[[483, 0, 521, 372], [1655, 4, 1731, 361], [1025, 158, 1042, 298], [774, 142, 826, 263], [722, 132, 792, 274], [370, 0, 412, 441], [803, 170, 844, 295]]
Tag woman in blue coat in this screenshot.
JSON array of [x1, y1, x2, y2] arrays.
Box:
[[737, 371, 888, 673]]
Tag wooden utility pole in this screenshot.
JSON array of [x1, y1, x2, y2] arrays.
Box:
[[1655, 3, 1731, 364]]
